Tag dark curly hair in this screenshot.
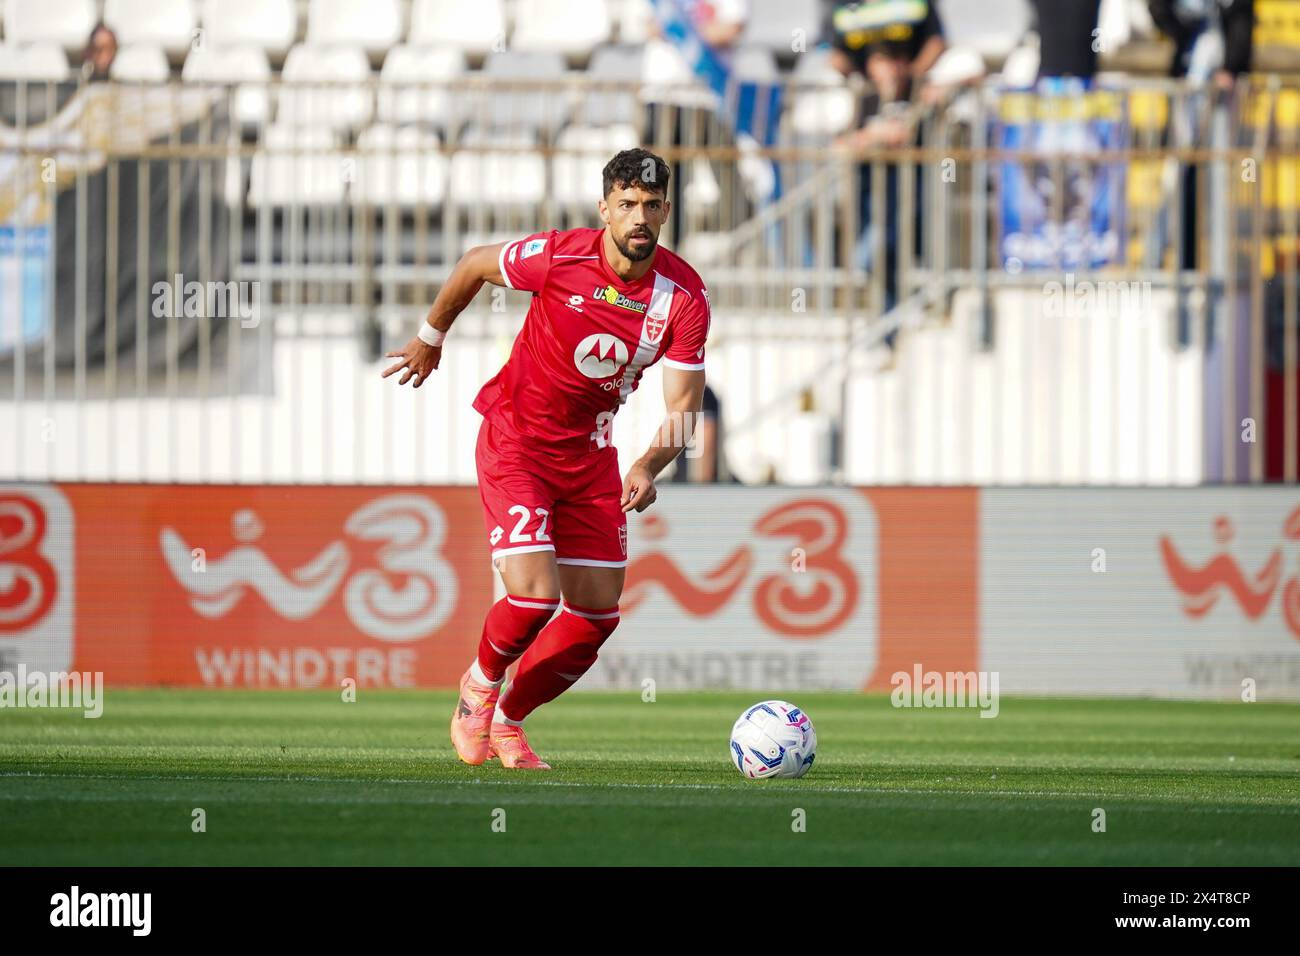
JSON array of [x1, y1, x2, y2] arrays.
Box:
[[602, 148, 670, 198]]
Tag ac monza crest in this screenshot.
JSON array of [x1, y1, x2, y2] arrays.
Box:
[[644, 312, 666, 345], [618, 524, 628, 557]]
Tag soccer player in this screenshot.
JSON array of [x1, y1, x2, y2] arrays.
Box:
[[382, 149, 710, 769]]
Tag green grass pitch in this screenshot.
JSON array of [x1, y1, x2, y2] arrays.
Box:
[[1, 690, 1297, 866]]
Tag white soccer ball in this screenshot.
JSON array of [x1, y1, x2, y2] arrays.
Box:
[[729, 700, 817, 779]]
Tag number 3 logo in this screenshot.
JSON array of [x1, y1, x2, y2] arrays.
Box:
[[0, 494, 58, 632]]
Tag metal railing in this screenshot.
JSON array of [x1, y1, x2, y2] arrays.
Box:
[[1, 73, 1298, 484]]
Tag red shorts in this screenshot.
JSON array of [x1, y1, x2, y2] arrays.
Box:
[[475, 415, 628, 567]]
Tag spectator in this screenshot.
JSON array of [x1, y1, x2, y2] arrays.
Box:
[[827, 0, 946, 112], [82, 22, 119, 82], [1148, 0, 1255, 89], [1030, 0, 1103, 80], [828, 0, 946, 318]]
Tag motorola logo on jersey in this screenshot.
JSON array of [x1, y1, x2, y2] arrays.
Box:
[[574, 333, 629, 379]]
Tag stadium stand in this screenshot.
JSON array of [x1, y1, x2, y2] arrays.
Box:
[[103, 0, 196, 56], [2, 0, 95, 49], [198, 0, 296, 57], [0, 38, 68, 78]]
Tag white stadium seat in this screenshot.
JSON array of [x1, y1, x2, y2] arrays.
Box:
[[583, 44, 643, 127], [104, 0, 197, 55], [182, 43, 272, 126], [551, 123, 639, 206], [377, 45, 465, 130], [109, 42, 170, 81], [511, 0, 611, 58], [448, 128, 546, 207], [352, 124, 448, 208], [740, 0, 821, 53], [409, 0, 504, 57], [199, 0, 296, 56], [614, 0, 653, 45], [788, 47, 855, 138], [640, 37, 715, 109], [0, 40, 68, 79], [3, 0, 94, 49], [480, 49, 570, 134], [248, 123, 346, 206], [305, 0, 402, 57], [278, 43, 373, 131], [932, 0, 1031, 60], [999, 41, 1041, 88]]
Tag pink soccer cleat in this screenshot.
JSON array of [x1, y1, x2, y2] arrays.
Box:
[[450, 668, 500, 766], [487, 722, 551, 770]]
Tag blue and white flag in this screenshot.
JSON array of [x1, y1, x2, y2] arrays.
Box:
[[649, 0, 783, 200]]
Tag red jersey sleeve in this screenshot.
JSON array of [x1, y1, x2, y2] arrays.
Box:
[[498, 231, 556, 293], [663, 284, 710, 371]]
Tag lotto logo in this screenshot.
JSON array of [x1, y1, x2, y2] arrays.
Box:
[[489, 526, 504, 546]]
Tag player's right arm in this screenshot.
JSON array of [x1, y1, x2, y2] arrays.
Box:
[[381, 242, 510, 388]]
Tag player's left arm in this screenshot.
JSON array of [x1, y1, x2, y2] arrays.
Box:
[[621, 365, 706, 514]]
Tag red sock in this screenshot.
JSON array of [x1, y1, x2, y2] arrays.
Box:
[[499, 601, 620, 723], [475, 594, 560, 683]]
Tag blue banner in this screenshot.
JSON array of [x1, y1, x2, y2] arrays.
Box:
[[996, 78, 1128, 270], [0, 225, 50, 354]]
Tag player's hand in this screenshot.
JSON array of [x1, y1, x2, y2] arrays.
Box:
[[381, 338, 440, 388], [620, 463, 657, 513]]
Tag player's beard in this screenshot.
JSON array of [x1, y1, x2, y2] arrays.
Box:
[[615, 229, 658, 262]]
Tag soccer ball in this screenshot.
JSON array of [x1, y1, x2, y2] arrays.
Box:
[[729, 700, 817, 779]]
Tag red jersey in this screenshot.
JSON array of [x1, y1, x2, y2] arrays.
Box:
[[472, 227, 710, 455]]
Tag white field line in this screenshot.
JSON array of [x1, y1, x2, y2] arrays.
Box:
[[0, 771, 1297, 813]]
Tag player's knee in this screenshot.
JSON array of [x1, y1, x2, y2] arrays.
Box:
[[495, 553, 560, 602]]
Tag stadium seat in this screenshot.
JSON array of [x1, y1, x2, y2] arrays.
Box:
[[305, 0, 402, 57], [511, 0, 611, 58], [198, 0, 296, 56], [641, 39, 696, 105], [248, 123, 346, 206], [739, 0, 821, 54], [614, 0, 653, 44], [409, 0, 504, 58], [0, 40, 68, 79], [278, 43, 373, 131], [788, 47, 855, 138], [376, 45, 465, 131], [182, 43, 272, 126], [928, 46, 986, 88], [104, 0, 197, 56], [551, 123, 639, 206], [353, 123, 448, 208], [582, 44, 644, 128], [731, 45, 779, 83], [109, 41, 170, 81], [448, 128, 547, 207], [932, 0, 1030, 60], [479, 50, 571, 134], [2, 0, 94, 49], [998, 40, 1040, 89]]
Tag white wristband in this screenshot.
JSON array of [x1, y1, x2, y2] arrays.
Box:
[[417, 324, 446, 347]]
